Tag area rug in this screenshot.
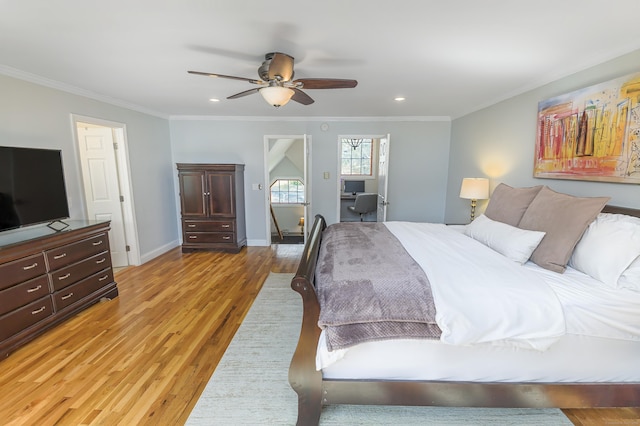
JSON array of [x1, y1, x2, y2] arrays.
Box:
[[186, 272, 572, 425]]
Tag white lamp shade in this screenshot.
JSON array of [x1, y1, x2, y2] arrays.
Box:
[[259, 86, 294, 107], [459, 178, 489, 200]]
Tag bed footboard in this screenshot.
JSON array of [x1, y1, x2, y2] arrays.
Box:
[[289, 215, 326, 426]]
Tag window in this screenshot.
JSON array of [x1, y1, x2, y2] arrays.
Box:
[[341, 138, 373, 176], [270, 179, 304, 204]]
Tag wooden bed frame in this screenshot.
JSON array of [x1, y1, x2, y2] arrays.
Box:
[[288, 206, 640, 426]]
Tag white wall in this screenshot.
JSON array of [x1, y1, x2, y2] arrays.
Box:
[[446, 48, 640, 225], [169, 118, 451, 245], [0, 74, 178, 261]]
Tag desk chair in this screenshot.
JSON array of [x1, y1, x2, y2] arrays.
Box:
[[348, 193, 378, 221]]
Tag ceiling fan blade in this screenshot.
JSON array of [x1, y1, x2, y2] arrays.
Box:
[[187, 70, 263, 85], [293, 78, 358, 89], [267, 52, 294, 81], [291, 88, 314, 105], [227, 88, 260, 99]]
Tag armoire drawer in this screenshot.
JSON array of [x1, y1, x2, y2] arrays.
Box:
[[50, 251, 111, 291], [0, 253, 47, 291], [53, 268, 114, 311], [184, 232, 235, 244], [45, 233, 109, 270], [0, 275, 50, 316], [183, 220, 234, 232], [0, 296, 54, 342]]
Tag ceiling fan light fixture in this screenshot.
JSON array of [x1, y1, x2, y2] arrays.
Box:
[[259, 86, 294, 107]]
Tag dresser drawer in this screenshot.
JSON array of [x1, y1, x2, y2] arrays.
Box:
[[53, 268, 114, 311], [183, 220, 234, 232], [0, 253, 47, 291], [0, 296, 53, 342], [46, 233, 109, 270], [0, 275, 50, 316], [184, 232, 235, 244], [50, 251, 112, 291]]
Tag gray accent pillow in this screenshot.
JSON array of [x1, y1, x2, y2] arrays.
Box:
[[484, 183, 543, 227], [518, 186, 610, 273]]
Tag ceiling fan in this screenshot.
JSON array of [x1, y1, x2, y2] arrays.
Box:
[[188, 52, 358, 107]]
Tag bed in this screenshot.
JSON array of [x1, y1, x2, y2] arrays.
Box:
[[288, 184, 640, 425]]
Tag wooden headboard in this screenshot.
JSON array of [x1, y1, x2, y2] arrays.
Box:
[[602, 205, 640, 217]]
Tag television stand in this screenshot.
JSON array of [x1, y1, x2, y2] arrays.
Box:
[[0, 220, 118, 359]]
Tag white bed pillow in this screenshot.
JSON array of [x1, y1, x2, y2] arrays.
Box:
[[619, 256, 640, 291], [464, 214, 546, 264], [569, 213, 640, 288]]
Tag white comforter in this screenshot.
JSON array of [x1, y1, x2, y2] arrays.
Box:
[[384, 222, 565, 350]]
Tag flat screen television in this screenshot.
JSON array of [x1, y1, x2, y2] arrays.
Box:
[[0, 146, 70, 231], [344, 180, 365, 194]]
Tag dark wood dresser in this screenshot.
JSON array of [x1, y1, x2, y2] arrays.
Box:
[[0, 220, 118, 359], [177, 163, 246, 253]]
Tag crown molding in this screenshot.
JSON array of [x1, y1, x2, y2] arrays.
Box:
[[0, 65, 169, 119], [169, 115, 451, 122]]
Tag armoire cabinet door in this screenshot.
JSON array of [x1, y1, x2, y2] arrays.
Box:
[[207, 173, 235, 217], [179, 171, 207, 217]]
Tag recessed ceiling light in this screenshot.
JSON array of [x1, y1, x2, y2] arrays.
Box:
[[394, 97, 406, 102], [209, 98, 220, 102]]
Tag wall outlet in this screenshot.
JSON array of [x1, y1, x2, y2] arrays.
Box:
[[323, 172, 330, 179]]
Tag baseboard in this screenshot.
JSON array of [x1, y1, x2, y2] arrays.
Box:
[[140, 239, 181, 264]]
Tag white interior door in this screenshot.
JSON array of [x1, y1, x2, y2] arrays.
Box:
[[77, 124, 128, 267], [376, 134, 391, 222]]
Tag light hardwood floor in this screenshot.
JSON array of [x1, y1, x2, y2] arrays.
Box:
[[0, 244, 637, 425]]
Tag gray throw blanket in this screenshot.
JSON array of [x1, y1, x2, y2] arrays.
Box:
[[316, 222, 441, 351]]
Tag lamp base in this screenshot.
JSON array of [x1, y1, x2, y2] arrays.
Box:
[[470, 199, 477, 222]]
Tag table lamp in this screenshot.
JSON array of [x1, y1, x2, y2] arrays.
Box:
[[459, 178, 489, 222]]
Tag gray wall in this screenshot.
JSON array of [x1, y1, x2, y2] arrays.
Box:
[[7, 46, 636, 257], [170, 119, 451, 245], [446, 48, 640, 225], [0, 74, 178, 261]]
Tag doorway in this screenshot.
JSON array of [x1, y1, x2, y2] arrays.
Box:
[[72, 115, 140, 267], [264, 135, 311, 245], [337, 134, 390, 222]]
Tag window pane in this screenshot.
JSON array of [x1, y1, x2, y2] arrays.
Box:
[[341, 138, 373, 176], [270, 179, 305, 204]]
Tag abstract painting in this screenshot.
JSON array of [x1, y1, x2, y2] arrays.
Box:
[[535, 72, 640, 183]]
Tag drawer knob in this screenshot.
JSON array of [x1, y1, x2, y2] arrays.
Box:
[[53, 253, 67, 260], [92, 240, 103, 246], [31, 306, 46, 315], [58, 273, 71, 280], [187, 224, 196, 228], [98, 275, 109, 281], [189, 236, 198, 239], [23, 263, 38, 270], [96, 258, 106, 264], [223, 236, 231, 240], [221, 224, 230, 228], [27, 285, 42, 293], [61, 293, 74, 301]]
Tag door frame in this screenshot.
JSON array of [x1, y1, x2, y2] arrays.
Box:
[[336, 134, 389, 222], [70, 114, 141, 266], [263, 134, 311, 245]]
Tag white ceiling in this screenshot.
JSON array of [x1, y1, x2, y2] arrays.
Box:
[[2, 1, 640, 119]]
